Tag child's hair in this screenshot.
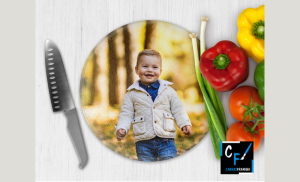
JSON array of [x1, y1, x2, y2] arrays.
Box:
[[136, 49, 162, 67]]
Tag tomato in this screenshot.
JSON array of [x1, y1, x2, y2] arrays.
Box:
[[226, 121, 262, 152], [229, 86, 264, 121]]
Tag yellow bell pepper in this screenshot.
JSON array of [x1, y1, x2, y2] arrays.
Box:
[[237, 5, 265, 63]]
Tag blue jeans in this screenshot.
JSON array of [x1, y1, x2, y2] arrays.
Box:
[[135, 137, 177, 162]]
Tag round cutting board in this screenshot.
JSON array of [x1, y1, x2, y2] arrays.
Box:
[[80, 20, 208, 161]]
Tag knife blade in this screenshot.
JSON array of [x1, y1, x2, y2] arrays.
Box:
[[44, 40, 88, 169]]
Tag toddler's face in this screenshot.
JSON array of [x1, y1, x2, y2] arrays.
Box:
[[135, 55, 162, 85]]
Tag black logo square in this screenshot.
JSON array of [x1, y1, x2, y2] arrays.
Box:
[[221, 141, 254, 174]]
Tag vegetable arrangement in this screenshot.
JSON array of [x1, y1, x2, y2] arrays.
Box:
[[190, 5, 265, 159]]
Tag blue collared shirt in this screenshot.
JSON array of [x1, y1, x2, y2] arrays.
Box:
[[139, 80, 160, 102]]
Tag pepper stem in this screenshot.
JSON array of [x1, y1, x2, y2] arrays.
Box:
[[252, 20, 265, 40], [213, 54, 230, 69]]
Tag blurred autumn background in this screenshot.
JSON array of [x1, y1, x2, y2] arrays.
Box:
[[80, 20, 208, 160]]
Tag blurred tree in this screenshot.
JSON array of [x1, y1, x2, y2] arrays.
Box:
[[108, 32, 119, 106], [144, 20, 156, 49], [122, 24, 134, 88], [91, 49, 99, 105], [94, 38, 109, 107]]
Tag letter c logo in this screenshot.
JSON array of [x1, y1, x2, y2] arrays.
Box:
[[225, 145, 232, 158]]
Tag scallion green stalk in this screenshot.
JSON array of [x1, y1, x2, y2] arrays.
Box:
[[214, 89, 227, 131], [205, 103, 221, 159]]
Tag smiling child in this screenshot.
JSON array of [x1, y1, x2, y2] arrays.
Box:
[[116, 49, 192, 162]]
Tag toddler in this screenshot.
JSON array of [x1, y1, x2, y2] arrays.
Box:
[[116, 49, 192, 162]]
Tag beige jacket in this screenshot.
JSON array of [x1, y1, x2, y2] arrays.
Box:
[[116, 79, 192, 143]]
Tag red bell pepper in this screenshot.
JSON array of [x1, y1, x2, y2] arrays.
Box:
[[200, 40, 249, 92]]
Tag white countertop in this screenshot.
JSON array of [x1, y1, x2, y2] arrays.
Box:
[[36, 0, 264, 180]]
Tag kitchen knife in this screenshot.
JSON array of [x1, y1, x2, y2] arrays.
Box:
[[44, 40, 88, 169]]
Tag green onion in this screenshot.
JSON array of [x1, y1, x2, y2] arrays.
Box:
[[214, 89, 227, 131], [205, 103, 221, 159]]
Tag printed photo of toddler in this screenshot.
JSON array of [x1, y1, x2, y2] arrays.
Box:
[[116, 49, 192, 162], [81, 21, 208, 161]]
